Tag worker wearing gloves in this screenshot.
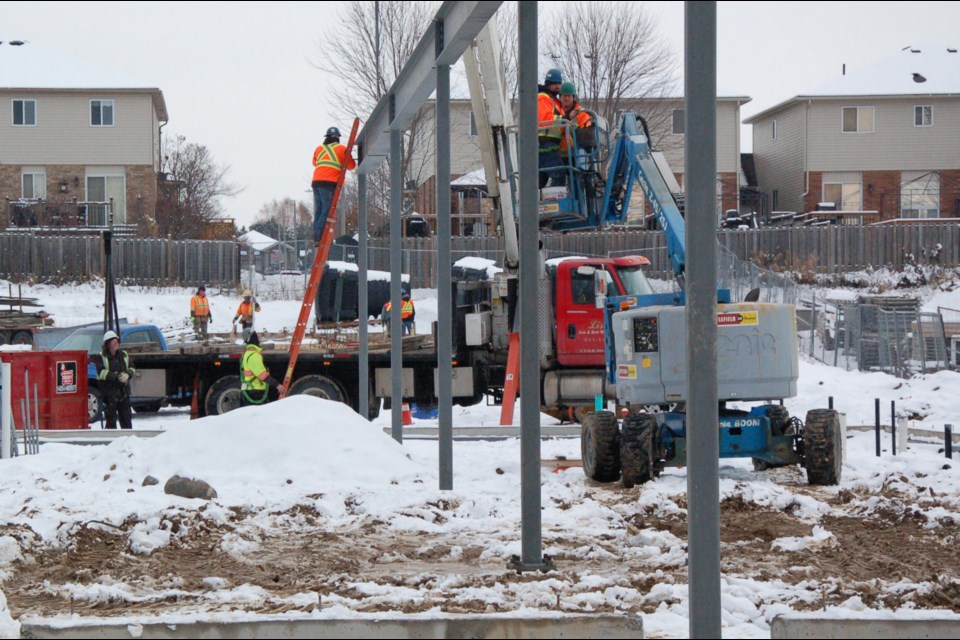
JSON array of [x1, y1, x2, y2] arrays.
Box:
[[96, 330, 136, 430], [233, 289, 261, 342], [240, 332, 286, 406]]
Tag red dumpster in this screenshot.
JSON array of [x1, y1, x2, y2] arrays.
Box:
[[0, 350, 89, 430]]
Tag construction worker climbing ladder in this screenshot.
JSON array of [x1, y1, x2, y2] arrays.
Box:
[[312, 126, 357, 244]]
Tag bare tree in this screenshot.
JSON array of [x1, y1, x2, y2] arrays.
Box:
[[156, 135, 242, 239], [316, 1, 439, 219], [252, 198, 312, 241], [542, 2, 679, 150]]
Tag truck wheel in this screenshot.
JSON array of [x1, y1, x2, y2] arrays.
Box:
[[11, 331, 33, 346], [581, 411, 620, 483], [133, 401, 164, 414], [752, 405, 791, 471], [88, 387, 103, 424], [621, 413, 660, 488], [287, 374, 346, 404], [803, 409, 842, 486], [205, 376, 242, 416]]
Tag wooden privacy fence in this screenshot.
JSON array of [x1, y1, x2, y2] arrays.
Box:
[[368, 224, 960, 288], [2, 225, 956, 289], [0, 233, 240, 287]]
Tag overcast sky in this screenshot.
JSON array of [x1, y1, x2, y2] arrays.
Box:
[[4, 1, 959, 228]]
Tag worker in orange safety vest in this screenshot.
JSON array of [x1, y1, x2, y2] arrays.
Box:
[[312, 126, 356, 245], [190, 285, 212, 344]]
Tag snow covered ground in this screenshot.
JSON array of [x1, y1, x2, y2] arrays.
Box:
[[1, 269, 959, 637]]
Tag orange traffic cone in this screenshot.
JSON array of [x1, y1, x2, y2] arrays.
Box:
[[401, 402, 413, 426]]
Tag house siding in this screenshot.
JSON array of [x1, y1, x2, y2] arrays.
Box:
[[1, 91, 155, 165], [751, 103, 807, 212], [808, 97, 960, 170]]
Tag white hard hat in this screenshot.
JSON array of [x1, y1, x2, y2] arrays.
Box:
[[103, 330, 120, 343]]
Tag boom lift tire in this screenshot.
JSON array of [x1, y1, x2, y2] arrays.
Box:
[[803, 409, 843, 486], [581, 411, 621, 483], [620, 413, 660, 488]]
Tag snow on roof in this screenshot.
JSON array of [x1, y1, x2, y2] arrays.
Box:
[[454, 256, 503, 279], [746, 45, 960, 123], [0, 42, 168, 119], [451, 168, 487, 187], [238, 230, 278, 252]]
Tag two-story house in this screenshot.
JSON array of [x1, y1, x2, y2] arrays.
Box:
[[408, 95, 749, 233], [745, 45, 960, 222], [0, 42, 168, 232]]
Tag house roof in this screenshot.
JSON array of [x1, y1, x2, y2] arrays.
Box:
[[0, 42, 168, 120], [239, 230, 278, 252], [451, 168, 486, 187], [745, 45, 960, 123]]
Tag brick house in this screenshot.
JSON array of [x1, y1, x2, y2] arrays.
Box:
[[0, 42, 168, 233], [745, 45, 960, 221], [408, 95, 749, 234]]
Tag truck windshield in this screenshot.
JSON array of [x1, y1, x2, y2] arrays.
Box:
[[616, 266, 655, 296], [55, 329, 101, 355]]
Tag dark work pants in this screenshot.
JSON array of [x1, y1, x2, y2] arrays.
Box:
[[104, 397, 133, 430], [312, 182, 336, 242]]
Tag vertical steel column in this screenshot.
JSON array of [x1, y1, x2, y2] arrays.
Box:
[[390, 96, 404, 444], [518, 0, 545, 571], [685, 2, 721, 638], [358, 173, 370, 421], [436, 20, 453, 491]]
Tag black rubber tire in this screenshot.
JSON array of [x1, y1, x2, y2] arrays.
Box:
[[804, 409, 842, 486], [11, 331, 33, 346], [133, 401, 164, 414], [287, 374, 346, 404], [621, 413, 659, 488], [205, 375, 242, 416], [753, 405, 791, 471], [87, 387, 103, 424], [581, 411, 621, 483]]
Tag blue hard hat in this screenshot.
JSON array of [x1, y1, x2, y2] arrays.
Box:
[[544, 68, 563, 84], [325, 126, 341, 138]]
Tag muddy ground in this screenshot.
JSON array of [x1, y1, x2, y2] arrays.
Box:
[[5, 464, 959, 624]]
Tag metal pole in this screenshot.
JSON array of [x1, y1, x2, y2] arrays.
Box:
[[1, 362, 10, 459], [891, 400, 897, 456], [436, 33, 453, 491], [390, 107, 403, 444], [518, 0, 546, 571], [358, 174, 370, 421], [828, 396, 834, 410], [946, 424, 953, 459], [32, 383, 39, 453], [875, 398, 881, 457], [685, 3, 721, 638]]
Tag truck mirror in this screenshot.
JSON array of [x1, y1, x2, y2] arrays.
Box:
[[576, 265, 596, 277], [594, 269, 607, 309]]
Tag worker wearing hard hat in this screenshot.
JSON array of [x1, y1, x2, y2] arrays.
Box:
[[311, 126, 357, 245], [95, 330, 136, 429], [232, 289, 261, 342]]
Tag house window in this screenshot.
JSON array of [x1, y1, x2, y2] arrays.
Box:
[[914, 105, 933, 127], [772, 120, 777, 140], [90, 99, 115, 127], [86, 174, 126, 224], [823, 182, 862, 211], [900, 171, 939, 218], [468, 110, 478, 137], [841, 106, 874, 133], [672, 109, 685, 135], [12, 99, 36, 126], [21, 171, 46, 199]]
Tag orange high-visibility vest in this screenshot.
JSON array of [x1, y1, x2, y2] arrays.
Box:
[[538, 92, 563, 142], [384, 300, 415, 320], [190, 295, 210, 317], [312, 143, 356, 183]]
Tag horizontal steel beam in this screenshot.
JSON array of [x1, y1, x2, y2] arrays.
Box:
[[356, 0, 502, 174]]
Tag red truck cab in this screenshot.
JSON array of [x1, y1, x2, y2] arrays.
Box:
[[552, 256, 653, 367]]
